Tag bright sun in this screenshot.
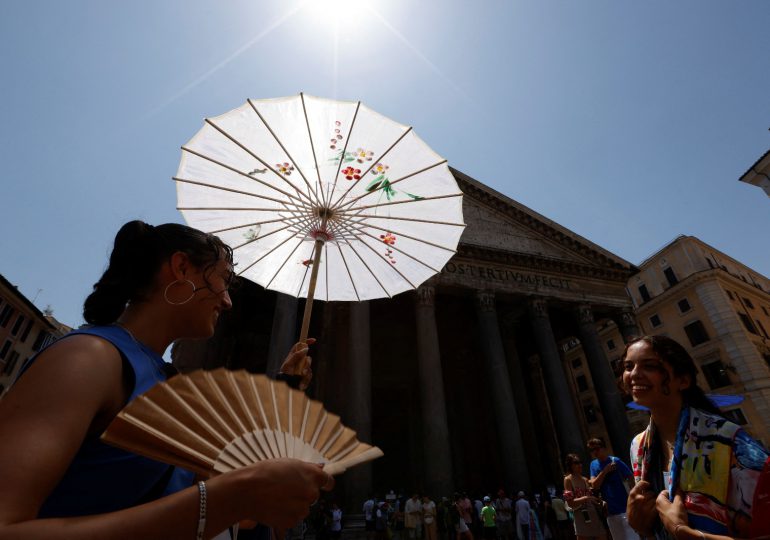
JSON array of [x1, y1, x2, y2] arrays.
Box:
[[305, 0, 371, 26]]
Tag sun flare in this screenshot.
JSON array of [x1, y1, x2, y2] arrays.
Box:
[[305, 0, 371, 26]]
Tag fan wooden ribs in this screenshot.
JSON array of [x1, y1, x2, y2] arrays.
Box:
[[102, 369, 383, 477]]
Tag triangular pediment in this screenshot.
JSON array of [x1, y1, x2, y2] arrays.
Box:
[[452, 167, 635, 274]]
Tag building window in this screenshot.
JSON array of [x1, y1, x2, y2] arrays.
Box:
[[576, 375, 589, 393], [10, 314, 25, 336], [32, 330, 51, 352], [20, 320, 33, 342], [744, 298, 755, 309], [649, 314, 662, 328], [726, 290, 734, 300], [701, 360, 731, 389], [663, 267, 678, 287], [638, 284, 651, 303], [606, 339, 616, 351], [0, 305, 14, 327], [583, 404, 599, 424], [572, 357, 582, 368], [722, 408, 748, 425], [0, 340, 11, 360], [684, 320, 709, 346], [738, 313, 758, 335], [756, 320, 769, 339], [610, 357, 623, 376], [677, 299, 691, 313], [2, 351, 20, 375]]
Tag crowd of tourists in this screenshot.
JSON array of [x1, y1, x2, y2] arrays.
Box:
[[350, 478, 627, 540]]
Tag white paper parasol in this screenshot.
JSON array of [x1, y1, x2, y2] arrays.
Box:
[[175, 94, 465, 340]]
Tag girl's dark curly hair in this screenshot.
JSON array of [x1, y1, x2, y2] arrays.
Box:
[[83, 220, 233, 325]]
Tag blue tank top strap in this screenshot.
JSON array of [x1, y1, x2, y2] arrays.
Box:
[[20, 325, 195, 518]]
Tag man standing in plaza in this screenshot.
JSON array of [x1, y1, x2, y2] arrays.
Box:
[[481, 496, 497, 540], [587, 437, 638, 540], [405, 493, 424, 540], [364, 494, 377, 540], [514, 492, 530, 540]]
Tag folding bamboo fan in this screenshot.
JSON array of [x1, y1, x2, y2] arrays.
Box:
[[101, 368, 383, 477]]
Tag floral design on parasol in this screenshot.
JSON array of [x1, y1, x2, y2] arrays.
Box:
[[175, 93, 465, 340]]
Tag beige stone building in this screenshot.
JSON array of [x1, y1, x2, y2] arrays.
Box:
[[626, 235, 770, 444], [0, 273, 70, 396]]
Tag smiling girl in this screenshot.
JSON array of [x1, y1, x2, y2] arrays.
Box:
[[622, 335, 769, 540]]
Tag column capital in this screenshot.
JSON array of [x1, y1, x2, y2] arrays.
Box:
[[475, 290, 496, 312], [576, 304, 595, 325], [529, 297, 549, 319], [619, 310, 637, 327], [416, 285, 435, 307]]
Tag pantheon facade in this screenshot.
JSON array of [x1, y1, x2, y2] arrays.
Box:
[[173, 168, 641, 507]]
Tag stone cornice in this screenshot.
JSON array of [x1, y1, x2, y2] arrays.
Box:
[[635, 267, 770, 313], [455, 243, 635, 283], [452, 169, 637, 273]]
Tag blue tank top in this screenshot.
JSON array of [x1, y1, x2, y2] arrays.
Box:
[[20, 325, 195, 517]]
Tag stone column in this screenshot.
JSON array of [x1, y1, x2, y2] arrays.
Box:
[[528, 298, 586, 458], [414, 286, 454, 496], [344, 301, 372, 509], [266, 293, 299, 376], [499, 311, 546, 490], [527, 355, 569, 485], [575, 305, 631, 459], [475, 290, 531, 491], [616, 310, 641, 343]]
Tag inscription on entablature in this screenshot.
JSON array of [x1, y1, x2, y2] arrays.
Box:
[[443, 262, 572, 290]]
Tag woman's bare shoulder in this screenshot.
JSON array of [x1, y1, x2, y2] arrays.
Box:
[[6, 333, 126, 413]]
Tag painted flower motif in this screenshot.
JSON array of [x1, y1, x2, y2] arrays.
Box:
[[380, 232, 396, 246], [355, 148, 374, 163], [371, 163, 389, 175], [244, 226, 261, 241], [330, 121, 344, 149], [276, 162, 294, 175], [342, 166, 362, 181]]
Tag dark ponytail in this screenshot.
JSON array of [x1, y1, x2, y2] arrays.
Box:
[[621, 335, 721, 415], [83, 220, 232, 325]]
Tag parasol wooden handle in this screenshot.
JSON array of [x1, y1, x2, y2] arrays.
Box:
[[297, 237, 324, 372]]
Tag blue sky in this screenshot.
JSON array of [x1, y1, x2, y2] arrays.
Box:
[[1, 0, 768, 328]]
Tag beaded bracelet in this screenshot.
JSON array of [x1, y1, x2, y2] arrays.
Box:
[[197, 481, 207, 540]]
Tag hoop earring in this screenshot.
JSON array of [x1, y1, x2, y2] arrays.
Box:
[[164, 279, 197, 305]]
